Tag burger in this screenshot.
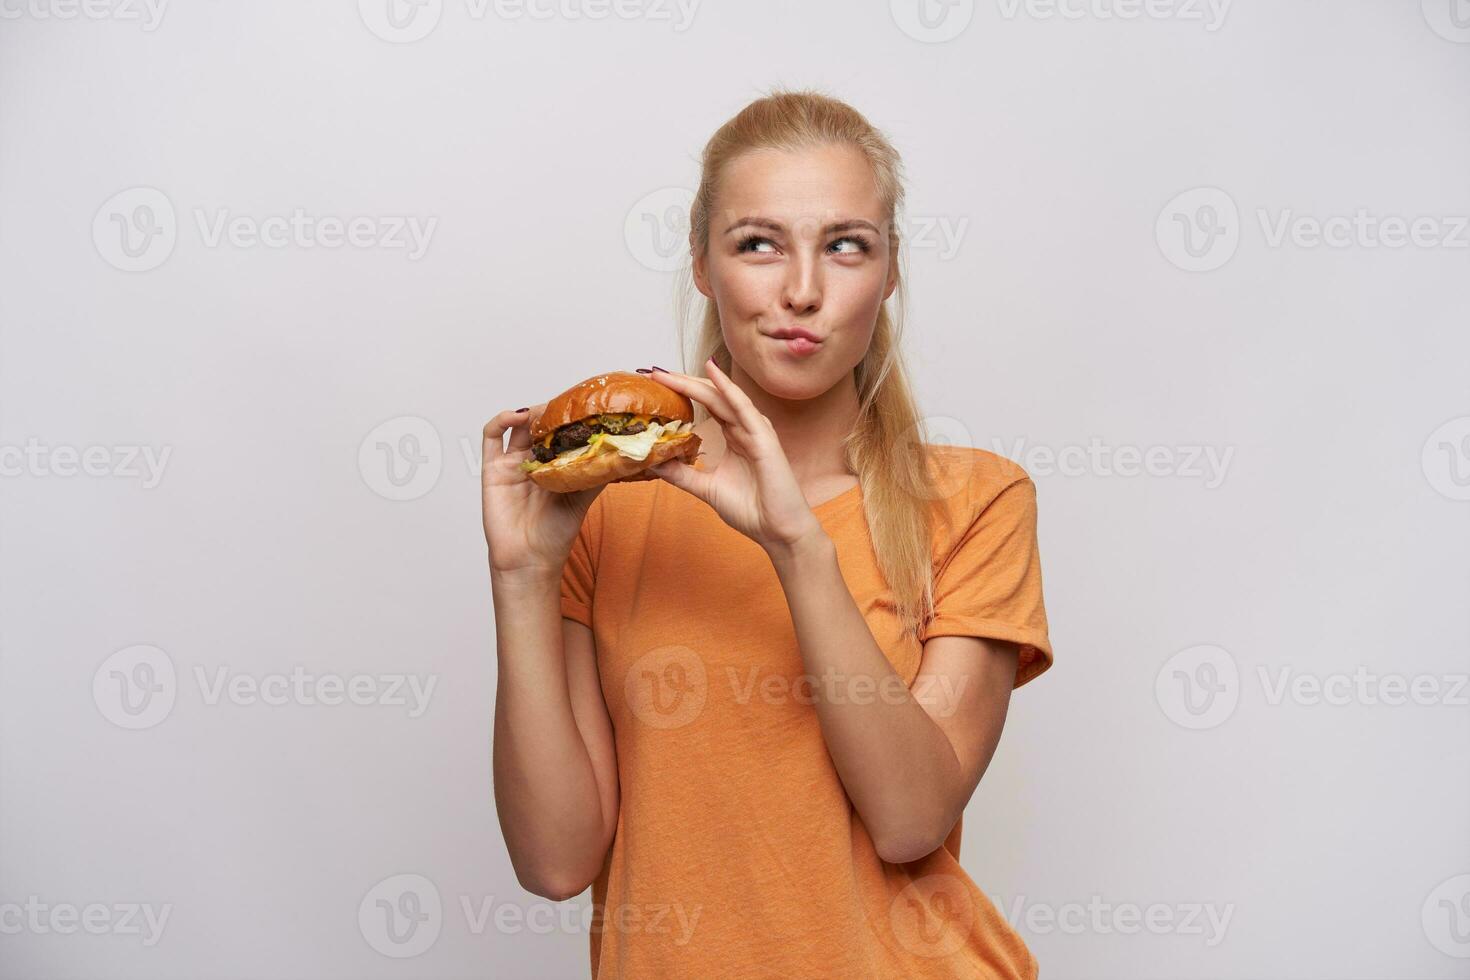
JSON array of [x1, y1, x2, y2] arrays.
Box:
[[518, 371, 702, 493]]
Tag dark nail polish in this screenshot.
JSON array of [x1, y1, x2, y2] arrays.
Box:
[[652, 365, 669, 373], [635, 368, 652, 374], [514, 407, 529, 413]]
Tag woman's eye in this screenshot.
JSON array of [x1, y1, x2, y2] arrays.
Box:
[[735, 233, 873, 255]]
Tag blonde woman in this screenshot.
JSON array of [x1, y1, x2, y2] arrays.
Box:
[[484, 88, 1055, 979]]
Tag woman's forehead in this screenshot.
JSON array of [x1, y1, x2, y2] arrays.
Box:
[[715, 146, 884, 229]]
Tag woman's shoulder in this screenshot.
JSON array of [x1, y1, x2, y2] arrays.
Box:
[[924, 443, 1033, 504]]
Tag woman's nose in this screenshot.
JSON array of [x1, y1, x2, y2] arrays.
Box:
[[782, 257, 822, 313]]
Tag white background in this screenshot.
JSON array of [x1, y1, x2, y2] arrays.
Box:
[[2, 0, 1468, 977]]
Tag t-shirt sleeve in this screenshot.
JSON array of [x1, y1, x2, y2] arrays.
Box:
[[559, 493, 604, 628], [919, 476, 1054, 688]]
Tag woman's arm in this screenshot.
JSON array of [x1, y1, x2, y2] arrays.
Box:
[[482, 408, 618, 901], [491, 567, 619, 900], [634, 364, 1018, 864], [769, 534, 1019, 865]]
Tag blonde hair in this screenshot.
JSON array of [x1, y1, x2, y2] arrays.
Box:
[[675, 86, 944, 641]]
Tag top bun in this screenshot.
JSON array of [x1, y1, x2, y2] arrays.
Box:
[[531, 371, 695, 441]]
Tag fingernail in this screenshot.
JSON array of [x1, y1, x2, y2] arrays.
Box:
[[652, 365, 669, 373], [635, 368, 652, 374], [514, 407, 529, 413]]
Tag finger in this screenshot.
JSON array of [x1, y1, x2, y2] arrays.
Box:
[[649, 458, 710, 501], [647, 368, 740, 428], [506, 402, 546, 453], [483, 409, 530, 463], [702, 357, 768, 433]]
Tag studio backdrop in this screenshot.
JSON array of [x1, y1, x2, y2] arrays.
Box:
[[1, 1, 1467, 978]]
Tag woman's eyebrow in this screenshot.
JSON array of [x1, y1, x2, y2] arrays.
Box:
[[723, 216, 881, 236]]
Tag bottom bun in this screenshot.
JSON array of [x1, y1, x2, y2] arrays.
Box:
[[528, 432, 702, 493]]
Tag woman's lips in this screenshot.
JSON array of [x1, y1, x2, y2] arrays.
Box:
[[767, 334, 822, 356]]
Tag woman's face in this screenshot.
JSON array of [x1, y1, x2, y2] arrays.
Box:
[[692, 143, 898, 402]]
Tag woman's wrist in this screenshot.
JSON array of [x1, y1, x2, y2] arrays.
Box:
[[489, 560, 563, 596], [764, 524, 835, 569]]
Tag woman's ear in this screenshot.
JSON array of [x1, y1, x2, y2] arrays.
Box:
[[691, 239, 713, 299]]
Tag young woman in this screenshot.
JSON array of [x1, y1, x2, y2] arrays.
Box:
[[483, 89, 1054, 979]]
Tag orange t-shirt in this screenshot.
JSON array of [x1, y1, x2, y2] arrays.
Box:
[[558, 444, 1053, 979]]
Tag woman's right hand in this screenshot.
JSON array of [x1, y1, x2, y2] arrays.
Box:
[[482, 405, 606, 576]]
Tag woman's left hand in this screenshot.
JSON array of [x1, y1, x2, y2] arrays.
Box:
[[645, 358, 828, 559]]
